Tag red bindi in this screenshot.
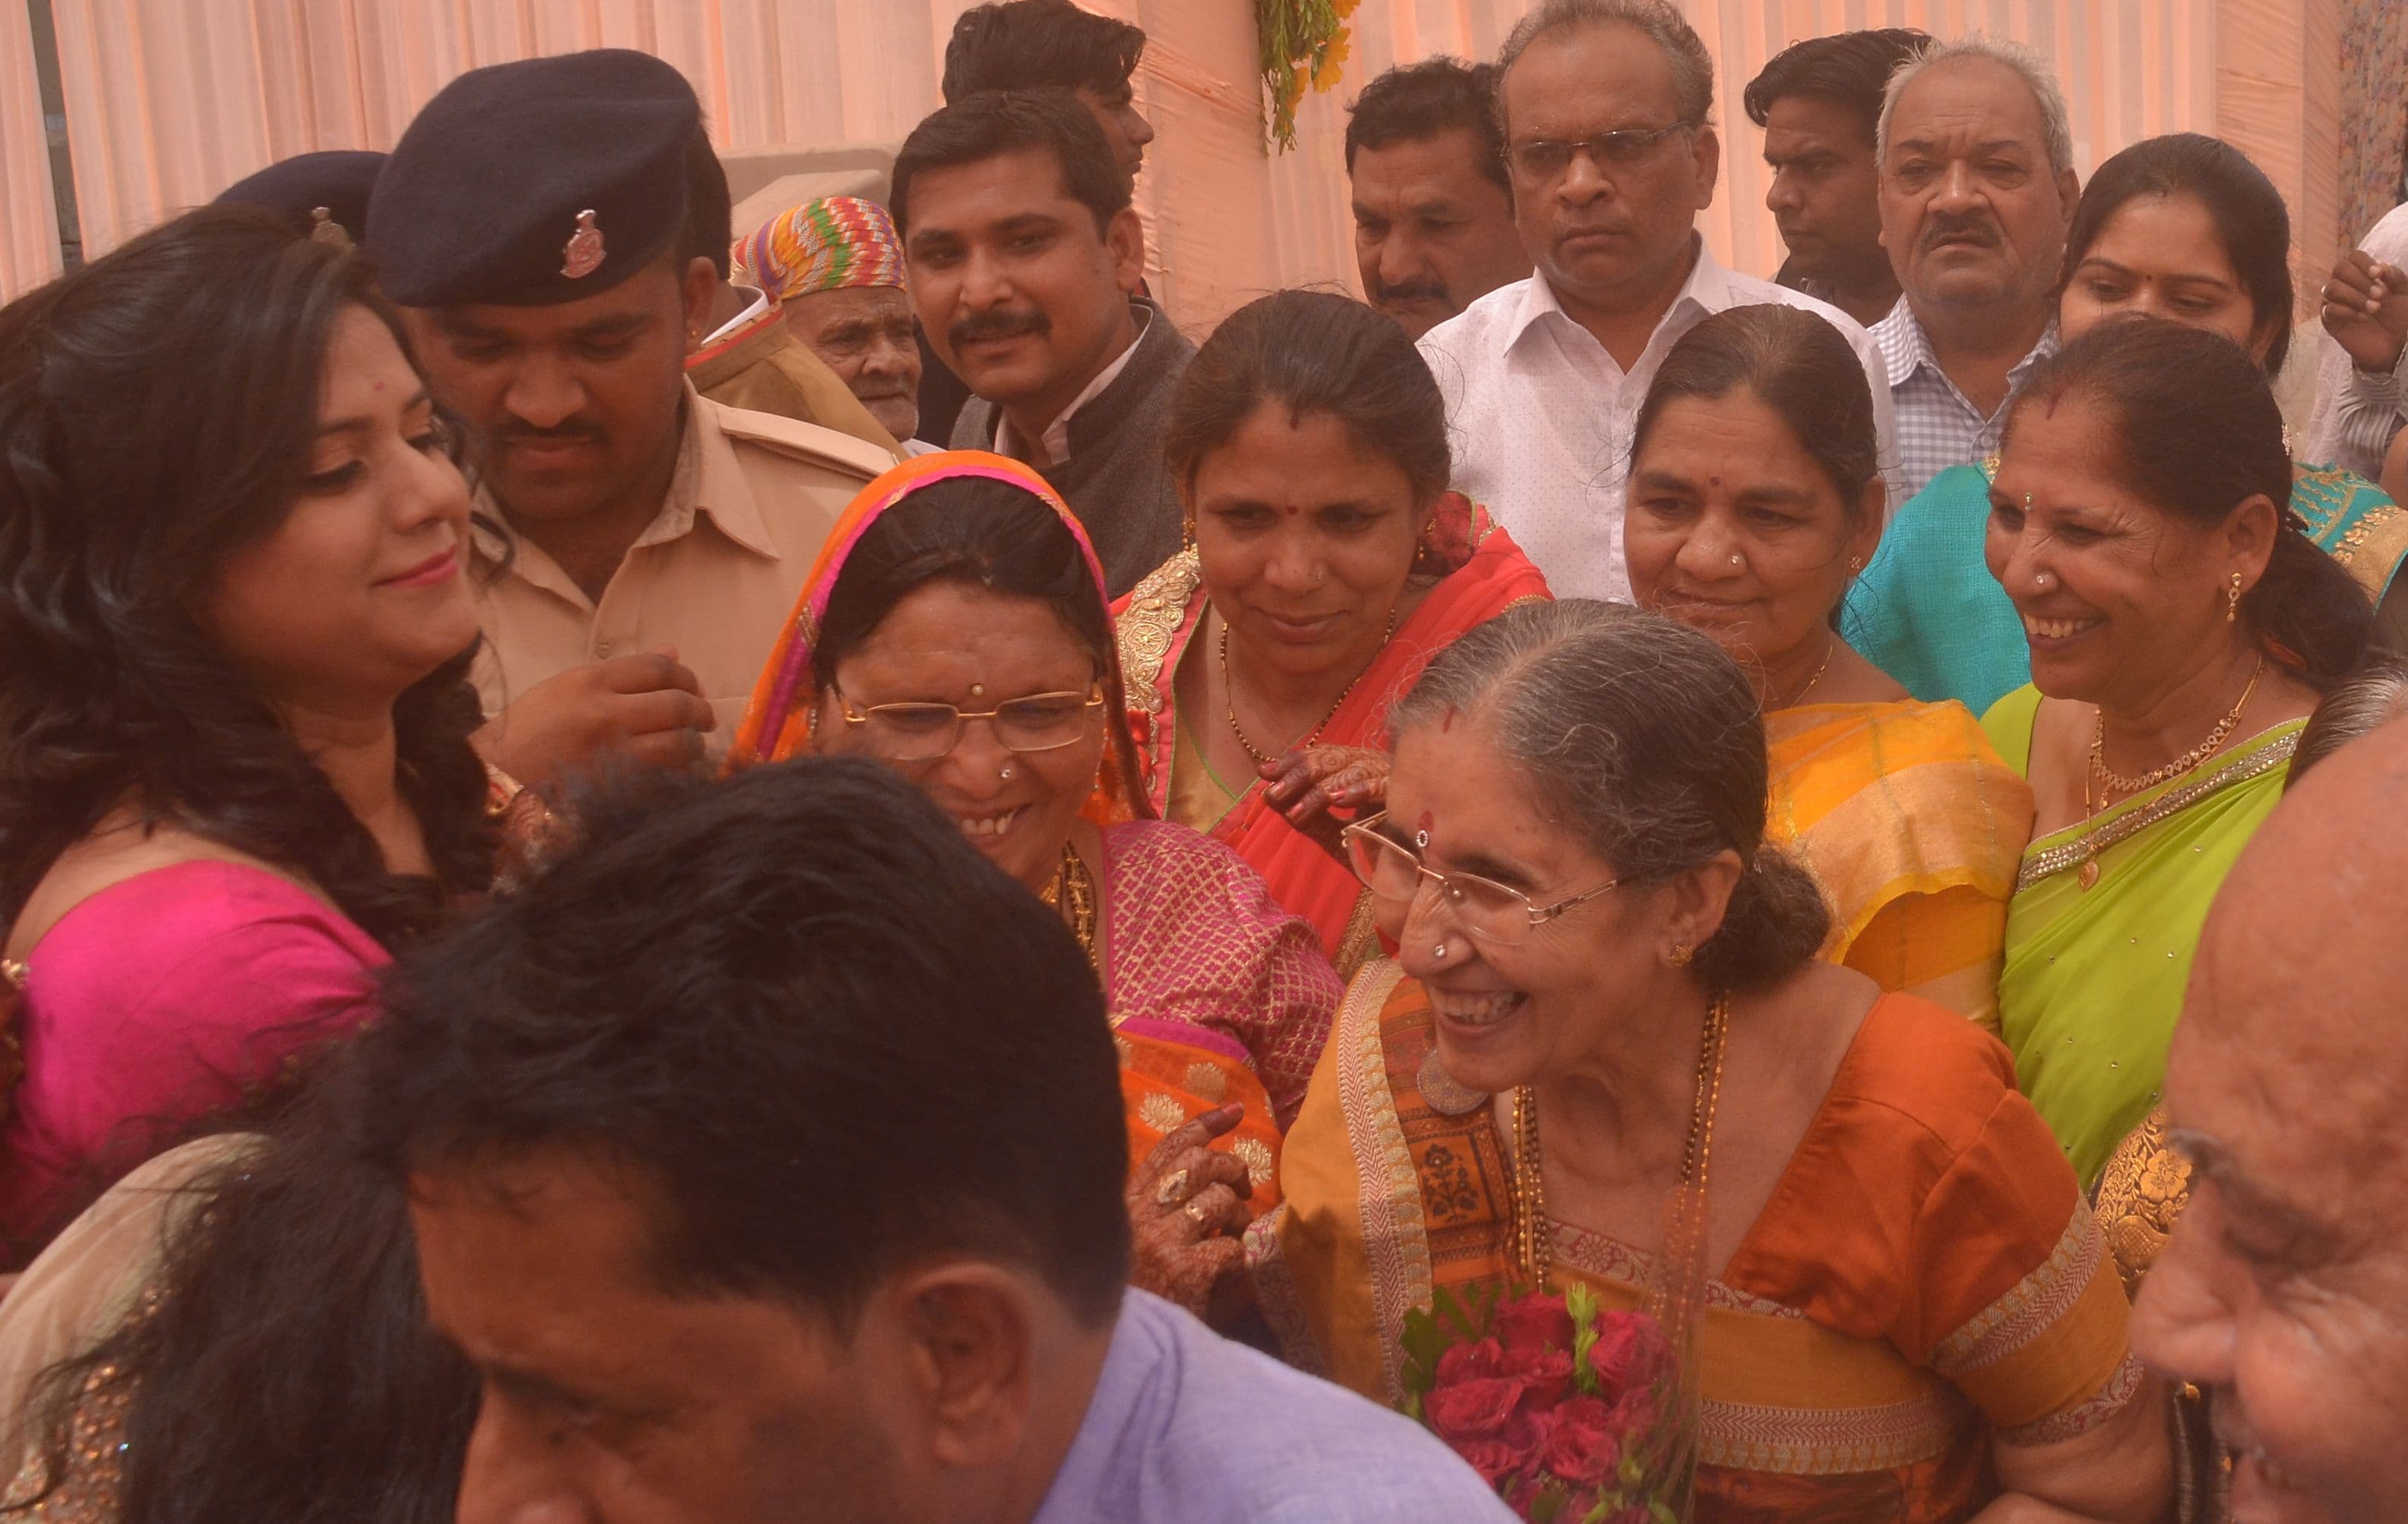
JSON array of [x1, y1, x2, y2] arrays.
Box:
[[1285, 505, 1301, 517]]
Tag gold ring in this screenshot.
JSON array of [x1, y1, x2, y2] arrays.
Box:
[[1183, 1200, 1212, 1227], [1155, 1169, 1191, 1207]]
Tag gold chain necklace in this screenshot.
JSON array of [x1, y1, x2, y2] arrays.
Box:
[[2089, 655, 2263, 798], [1036, 842, 1099, 970], [1769, 635, 1836, 712], [1508, 994, 1729, 1290], [1218, 603, 1398, 768]]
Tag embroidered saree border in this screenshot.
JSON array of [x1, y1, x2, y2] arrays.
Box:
[[1699, 1391, 1970, 1475], [2015, 732, 2298, 894], [1999, 1351, 2145, 1446], [1334, 959, 1427, 1398], [1932, 1200, 2104, 1376]]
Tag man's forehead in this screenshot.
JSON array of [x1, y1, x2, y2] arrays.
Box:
[[1889, 57, 2047, 143], [1507, 22, 1683, 120], [906, 148, 1086, 232]]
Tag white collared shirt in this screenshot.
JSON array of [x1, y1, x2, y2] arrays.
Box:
[[2305, 199, 2408, 480], [995, 304, 1153, 467], [1418, 242, 1903, 602], [699, 284, 772, 348]]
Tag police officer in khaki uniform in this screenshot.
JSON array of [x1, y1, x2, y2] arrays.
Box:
[[368, 49, 894, 787]]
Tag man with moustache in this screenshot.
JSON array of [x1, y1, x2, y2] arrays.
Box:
[[1344, 59, 1531, 339], [2134, 724, 2408, 1523], [732, 196, 928, 451], [1871, 37, 2078, 497], [368, 50, 892, 782], [1744, 28, 1930, 328], [1417, 0, 1898, 602], [900, 90, 1190, 597]]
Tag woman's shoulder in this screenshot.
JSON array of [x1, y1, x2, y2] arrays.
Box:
[[19, 858, 379, 994], [1103, 819, 1288, 917], [1977, 684, 2044, 776], [1112, 549, 1205, 711], [1821, 993, 2027, 1153]]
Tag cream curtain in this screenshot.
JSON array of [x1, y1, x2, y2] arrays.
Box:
[[0, 0, 59, 297], [5, 0, 2336, 332]]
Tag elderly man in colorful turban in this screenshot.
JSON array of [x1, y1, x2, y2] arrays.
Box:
[[734, 196, 925, 448]]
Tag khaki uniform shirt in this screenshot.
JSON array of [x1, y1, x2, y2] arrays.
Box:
[[470, 385, 893, 756], [686, 301, 902, 455]]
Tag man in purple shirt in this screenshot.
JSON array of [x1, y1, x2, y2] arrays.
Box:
[[353, 757, 1509, 1524]]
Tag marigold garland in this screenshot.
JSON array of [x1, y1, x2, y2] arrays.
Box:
[[1257, 0, 1358, 150]]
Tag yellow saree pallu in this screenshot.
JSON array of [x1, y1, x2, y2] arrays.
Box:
[[1765, 701, 2034, 1031], [1253, 962, 2142, 1523], [1986, 686, 2301, 1191]]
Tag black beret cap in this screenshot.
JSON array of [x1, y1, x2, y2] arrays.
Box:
[[368, 49, 700, 307], [215, 150, 386, 245]]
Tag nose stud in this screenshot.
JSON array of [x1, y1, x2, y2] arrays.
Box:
[[1728, 553, 1742, 568], [999, 762, 1015, 781], [1432, 942, 1449, 960]]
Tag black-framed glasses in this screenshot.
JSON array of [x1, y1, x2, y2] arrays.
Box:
[[831, 683, 1106, 762], [1339, 811, 1622, 946], [1507, 122, 1698, 183]]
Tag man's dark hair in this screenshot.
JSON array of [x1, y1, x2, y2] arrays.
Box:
[[683, 126, 733, 280], [1343, 58, 1509, 192], [890, 90, 1132, 241], [1742, 28, 1929, 135], [942, 0, 1145, 101], [350, 757, 1134, 1327]]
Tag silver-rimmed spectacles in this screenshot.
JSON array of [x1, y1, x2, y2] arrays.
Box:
[[1338, 810, 1622, 945], [1507, 121, 1698, 183], [831, 683, 1105, 762]]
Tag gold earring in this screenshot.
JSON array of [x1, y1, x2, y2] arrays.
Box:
[[1669, 943, 1693, 967], [2227, 570, 2244, 624], [2023, 492, 2034, 508]]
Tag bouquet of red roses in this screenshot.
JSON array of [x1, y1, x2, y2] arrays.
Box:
[[1399, 1282, 1687, 1524]]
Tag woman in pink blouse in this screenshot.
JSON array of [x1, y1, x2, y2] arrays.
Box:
[[0, 206, 502, 1255]]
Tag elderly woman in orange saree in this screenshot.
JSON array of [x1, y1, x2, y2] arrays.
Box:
[[1115, 291, 1550, 978], [1622, 307, 2033, 1029], [1251, 603, 2171, 1521], [728, 450, 1342, 1307]]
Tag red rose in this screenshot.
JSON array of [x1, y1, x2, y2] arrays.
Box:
[[1437, 1335, 1505, 1386], [1607, 1382, 1660, 1444], [1424, 1377, 1524, 1443], [1500, 1405, 1551, 1463], [1494, 1290, 1576, 1356], [1537, 1394, 1622, 1488], [1499, 1346, 1576, 1411], [1586, 1311, 1673, 1400], [1452, 1438, 1525, 1490]]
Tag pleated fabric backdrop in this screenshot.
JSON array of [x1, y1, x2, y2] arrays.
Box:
[[0, 0, 2343, 336]]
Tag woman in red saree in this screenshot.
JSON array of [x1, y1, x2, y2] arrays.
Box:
[[1115, 291, 1550, 976]]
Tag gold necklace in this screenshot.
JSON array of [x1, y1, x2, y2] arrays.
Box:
[[1036, 842, 1099, 970], [1770, 636, 1836, 711], [2089, 655, 2264, 797], [1508, 995, 1729, 1290], [1218, 603, 1398, 768]]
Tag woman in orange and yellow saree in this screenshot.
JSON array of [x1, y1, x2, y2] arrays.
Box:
[[729, 452, 1343, 1305], [1115, 291, 1550, 977], [1252, 602, 2174, 1521], [1623, 306, 2033, 1031]]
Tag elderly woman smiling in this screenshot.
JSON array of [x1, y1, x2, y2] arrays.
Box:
[[1982, 323, 2375, 1192], [1259, 601, 2171, 1521], [1623, 304, 2032, 1026]]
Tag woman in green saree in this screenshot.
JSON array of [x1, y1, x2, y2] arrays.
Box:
[[1981, 321, 2375, 1190], [1847, 133, 2408, 717]]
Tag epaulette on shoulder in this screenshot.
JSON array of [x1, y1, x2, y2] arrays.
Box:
[[709, 399, 897, 482]]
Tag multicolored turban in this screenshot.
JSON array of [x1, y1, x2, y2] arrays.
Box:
[[732, 195, 907, 304]]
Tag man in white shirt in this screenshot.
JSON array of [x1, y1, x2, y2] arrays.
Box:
[[1868, 37, 2078, 498], [2306, 200, 2408, 481], [1419, 0, 1898, 602]]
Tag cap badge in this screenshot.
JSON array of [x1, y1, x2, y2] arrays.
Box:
[[308, 206, 352, 251], [561, 209, 606, 279]]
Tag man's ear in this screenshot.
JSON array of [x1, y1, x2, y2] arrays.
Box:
[[888, 1263, 1042, 1470], [1105, 208, 1146, 297], [680, 256, 720, 349]]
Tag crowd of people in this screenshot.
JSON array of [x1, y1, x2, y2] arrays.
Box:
[[2, 0, 2407, 1519]]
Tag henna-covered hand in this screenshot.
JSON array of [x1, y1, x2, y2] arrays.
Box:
[[1259, 743, 1389, 861], [1124, 1103, 1255, 1318]]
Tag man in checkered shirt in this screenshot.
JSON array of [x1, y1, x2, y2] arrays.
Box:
[[1869, 37, 2079, 498]]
